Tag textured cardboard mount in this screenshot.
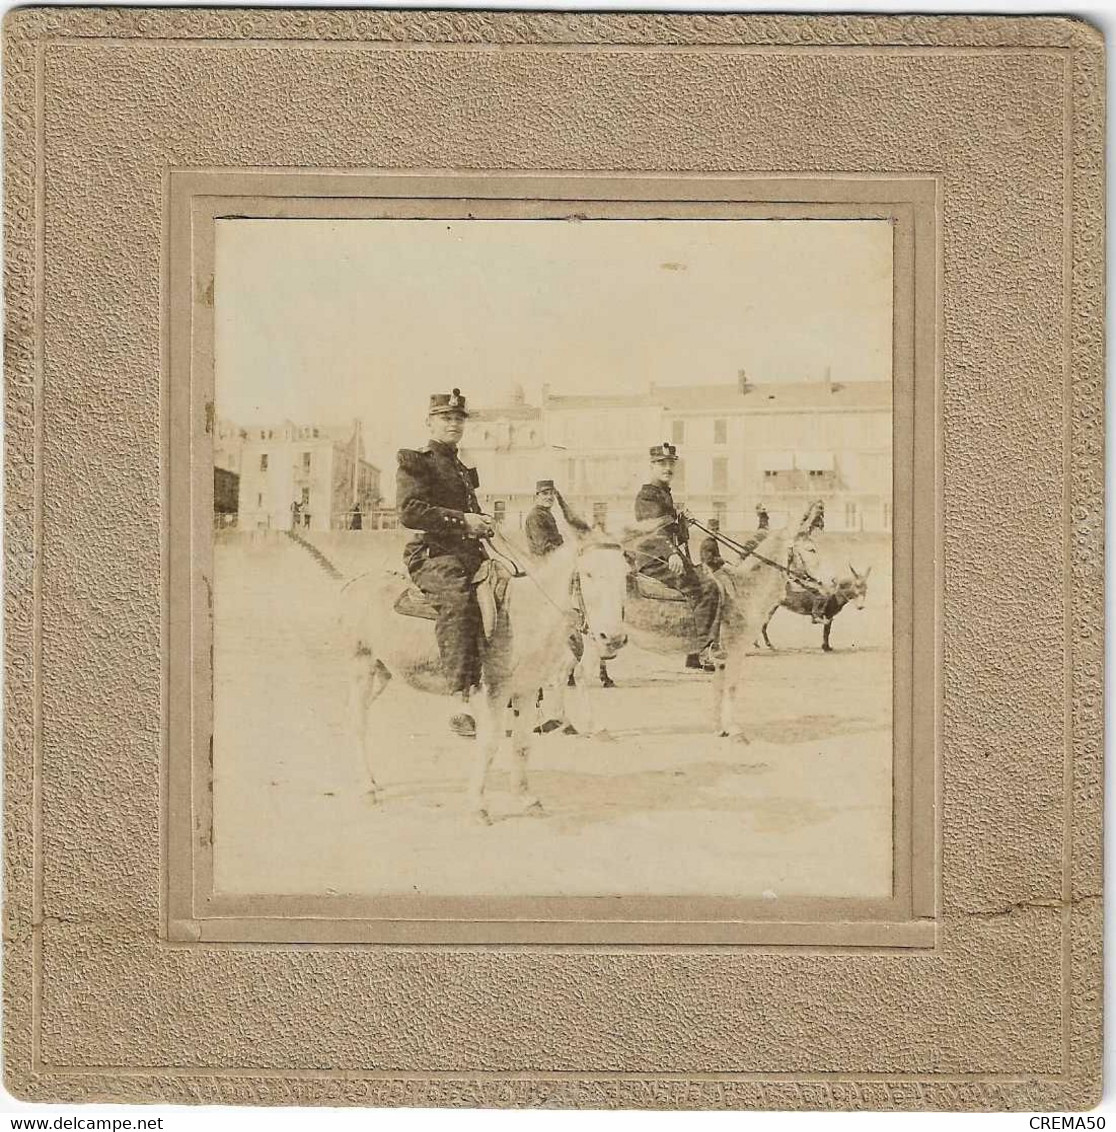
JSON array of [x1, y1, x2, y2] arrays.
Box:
[[2, 7, 1104, 1110]]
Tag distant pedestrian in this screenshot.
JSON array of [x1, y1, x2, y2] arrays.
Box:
[[349, 502, 363, 530], [755, 502, 769, 530]]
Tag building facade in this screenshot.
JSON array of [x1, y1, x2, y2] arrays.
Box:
[[217, 419, 382, 531], [463, 377, 892, 534]]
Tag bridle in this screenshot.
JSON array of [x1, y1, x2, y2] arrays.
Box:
[[676, 515, 825, 594]]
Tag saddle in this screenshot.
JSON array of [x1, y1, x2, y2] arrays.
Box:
[[393, 586, 437, 621], [629, 573, 688, 603], [392, 560, 512, 642]]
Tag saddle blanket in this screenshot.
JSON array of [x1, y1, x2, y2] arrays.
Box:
[[392, 560, 512, 641], [393, 586, 437, 621], [630, 573, 689, 603]]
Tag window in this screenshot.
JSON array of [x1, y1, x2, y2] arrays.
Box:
[[301, 488, 310, 506], [256, 493, 263, 507], [713, 501, 728, 528], [809, 469, 825, 479], [673, 459, 685, 491], [592, 502, 608, 530], [714, 418, 727, 445], [492, 500, 507, 524], [259, 454, 269, 471], [712, 457, 728, 491], [313, 428, 319, 438], [302, 451, 311, 472], [671, 420, 685, 446], [845, 502, 858, 529]]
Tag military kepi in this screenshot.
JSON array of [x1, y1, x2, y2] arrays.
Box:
[[649, 441, 679, 461], [535, 479, 555, 492], [428, 388, 469, 417]]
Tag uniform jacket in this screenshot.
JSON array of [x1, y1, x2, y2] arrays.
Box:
[[397, 440, 485, 572], [633, 482, 690, 570], [525, 504, 564, 557], [699, 535, 725, 570]]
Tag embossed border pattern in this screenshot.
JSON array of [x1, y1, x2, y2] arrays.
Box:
[[2, 8, 1103, 1109]]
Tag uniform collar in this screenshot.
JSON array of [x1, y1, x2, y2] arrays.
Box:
[[427, 439, 461, 460]]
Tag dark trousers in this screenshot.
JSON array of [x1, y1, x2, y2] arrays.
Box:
[[639, 559, 721, 648], [411, 555, 483, 694]]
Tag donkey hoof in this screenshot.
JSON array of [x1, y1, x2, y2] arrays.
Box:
[[472, 807, 493, 827]]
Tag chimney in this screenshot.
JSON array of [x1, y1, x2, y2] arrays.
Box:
[[737, 369, 751, 395]]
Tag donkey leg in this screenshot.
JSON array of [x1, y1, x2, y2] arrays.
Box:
[[508, 694, 544, 814], [760, 607, 778, 650], [719, 652, 750, 743], [349, 655, 391, 803], [711, 657, 727, 735], [546, 657, 577, 733], [466, 686, 503, 823], [822, 619, 833, 652]]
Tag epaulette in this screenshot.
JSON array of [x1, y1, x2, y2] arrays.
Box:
[[397, 448, 431, 473]]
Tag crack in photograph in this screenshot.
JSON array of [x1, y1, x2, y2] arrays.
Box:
[[210, 216, 894, 901]]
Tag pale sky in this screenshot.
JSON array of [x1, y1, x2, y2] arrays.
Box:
[[215, 218, 892, 458]]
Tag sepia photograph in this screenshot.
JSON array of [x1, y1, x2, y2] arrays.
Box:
[[210, 216, 894, 902]]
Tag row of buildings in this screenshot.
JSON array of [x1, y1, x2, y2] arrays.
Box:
[[213, 418, 382, 531], [464, 374, 892, 534], [213, 374, 892, 535]]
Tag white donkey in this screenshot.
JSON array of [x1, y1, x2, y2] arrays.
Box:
[[339, 533, 629, 822]]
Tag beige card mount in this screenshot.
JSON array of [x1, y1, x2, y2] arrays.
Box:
[[3, 7, 1104, 1110]]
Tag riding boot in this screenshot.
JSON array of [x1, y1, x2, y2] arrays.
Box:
[[599, 661, 616, 689], [448, 690, 476, 739]]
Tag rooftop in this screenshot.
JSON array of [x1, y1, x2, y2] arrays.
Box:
[[467, 405, 542, 422], [653, 380, 892, 412], [477, 380, 892, 415]]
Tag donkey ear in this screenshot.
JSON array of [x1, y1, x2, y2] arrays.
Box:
[[863, 565, 873, 578], [848, 563, 859, 579]]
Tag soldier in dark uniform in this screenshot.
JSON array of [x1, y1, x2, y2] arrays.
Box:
[[633, 442, 721, 672], [397, 388, 495, 737], [524, 480, 616, 690], [524, 479, 565, 557], [755, 502, 770, 530], [699, 517, 726, 574]]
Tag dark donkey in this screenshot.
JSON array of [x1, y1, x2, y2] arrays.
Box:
[[760, 565, 871, 653]]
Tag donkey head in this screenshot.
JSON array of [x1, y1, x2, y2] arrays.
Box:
[[844, 563, 872, 609], [573, 532, 630, 659]]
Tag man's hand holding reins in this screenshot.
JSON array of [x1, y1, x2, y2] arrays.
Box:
[[464, 513, 496, 538]]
